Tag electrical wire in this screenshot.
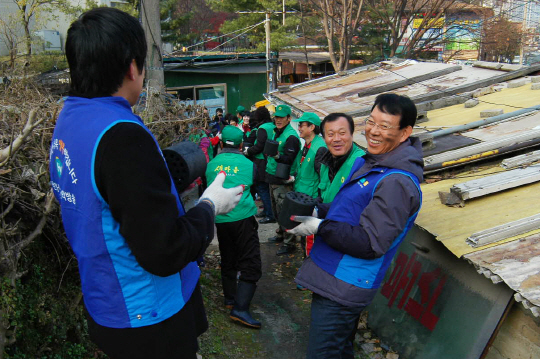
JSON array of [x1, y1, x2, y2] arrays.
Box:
[[166, 22, 268, 56], [140, 0, 162, 65], [165, 20, 266, 67]]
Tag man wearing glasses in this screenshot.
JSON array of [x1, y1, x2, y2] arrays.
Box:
[[290, 94, 423, 359]]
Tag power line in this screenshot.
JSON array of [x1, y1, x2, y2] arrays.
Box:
[[165, 21, 266, 67]]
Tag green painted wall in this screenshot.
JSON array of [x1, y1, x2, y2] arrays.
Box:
[[237, 73, 267, 111], [165, 69, 266, 114]]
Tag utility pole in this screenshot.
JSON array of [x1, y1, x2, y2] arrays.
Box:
[[237, 9, 296, 92], [520, 2, 529, 65], [266, 12, 271, 92], [283, 0, 286, 26], [140, 0, 164, 90]]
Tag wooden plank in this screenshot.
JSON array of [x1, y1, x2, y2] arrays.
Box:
[[451, 166, 540, 200], [501, 150, 540, 169]]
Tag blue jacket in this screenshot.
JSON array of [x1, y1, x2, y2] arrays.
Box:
[[295, 138, 423, 307], [49, 97, 200, 328]]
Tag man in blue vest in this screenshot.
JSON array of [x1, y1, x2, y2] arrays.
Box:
[[290, 94, 423, 359], [48, 8, 243, 359]]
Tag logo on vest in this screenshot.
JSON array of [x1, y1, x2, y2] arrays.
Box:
[[55, 156, 63, 177], [357, 178, 369, 188]]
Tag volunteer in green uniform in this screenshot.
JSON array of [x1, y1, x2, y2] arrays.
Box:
[[236, 105, 245, 125], [266, 104, 301, 255], [206, 125, 262, 329], [317, 113, 366, 203], [245, 107, 276, 223], [292, 112, 327, 198], [290, 112, 327, 261]]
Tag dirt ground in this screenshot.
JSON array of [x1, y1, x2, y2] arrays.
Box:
[[198, 220, 312, 358], [197, 213, 396, 359]]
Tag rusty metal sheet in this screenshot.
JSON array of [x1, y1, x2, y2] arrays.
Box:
[[463, 111, 540, 142], [464, 233, 540, 315], [272, 62, 505, 117]]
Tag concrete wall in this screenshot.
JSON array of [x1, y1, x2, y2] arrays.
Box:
[[485, 303, 540, 359]]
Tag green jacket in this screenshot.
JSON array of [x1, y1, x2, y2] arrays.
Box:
[[206, 151, 256, 223], [293, 135, 327, 198], [318, 145, 365, 203], [266, 123, 299, 176]]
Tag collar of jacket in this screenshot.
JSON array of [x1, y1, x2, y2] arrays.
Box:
[[273, 123, 289, 137], [220, 147, 242, 155]]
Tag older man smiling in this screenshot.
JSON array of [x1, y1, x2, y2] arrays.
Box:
[[290, 94, 424, 359]]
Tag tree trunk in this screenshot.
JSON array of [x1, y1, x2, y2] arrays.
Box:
[[141, 0, 164, 90], [21, 12, 32, 59]]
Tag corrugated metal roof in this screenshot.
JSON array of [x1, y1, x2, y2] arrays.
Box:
[[464, 233, 540, 316], [270, 60, 523, 117]]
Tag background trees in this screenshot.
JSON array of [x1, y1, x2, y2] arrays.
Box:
[[481, 17, 523, 63]]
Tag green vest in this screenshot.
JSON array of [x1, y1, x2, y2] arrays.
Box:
[[293, 135, 327, 198], [254, 122, 275, 160], [318, 145, 365, 203], [266, 123, 299, 176], [206, 152, 256, 223]]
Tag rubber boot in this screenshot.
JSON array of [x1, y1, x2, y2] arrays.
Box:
[[221, 273, 237, 310], [230, 281, 261, 329]]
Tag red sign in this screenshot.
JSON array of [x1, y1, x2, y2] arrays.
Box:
[[381, 252, 447, 331]]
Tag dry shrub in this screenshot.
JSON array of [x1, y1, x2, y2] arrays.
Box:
[[0, 78, 208, 358]]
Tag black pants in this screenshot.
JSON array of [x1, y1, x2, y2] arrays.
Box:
[[86, 282, 207, 359], [216, 216, 262, 284]]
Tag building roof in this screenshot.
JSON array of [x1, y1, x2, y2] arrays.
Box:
[[268, 58, 540, 317], [279, 52, 331, 65]]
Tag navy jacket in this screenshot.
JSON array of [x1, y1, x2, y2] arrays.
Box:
[[295, 138, 424, 307]]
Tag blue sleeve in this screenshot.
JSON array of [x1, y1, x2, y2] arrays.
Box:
[[318, 175, 420, 258]]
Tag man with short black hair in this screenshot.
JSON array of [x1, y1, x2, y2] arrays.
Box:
[[317, 113, 365, 203], [206, 125, 262, 329], [49, 8, 243, 359], [266, 104, 301, 255], [291, 94, 423, 359]]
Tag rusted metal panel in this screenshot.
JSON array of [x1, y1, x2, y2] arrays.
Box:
[[464, 233, 540, 316], [271, 61, 495, 115]]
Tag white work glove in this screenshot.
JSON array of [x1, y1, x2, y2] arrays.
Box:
[[284, 175, 295, 184], [272, 153, 280, 160], [243, 147, 249, 156], [199, 172, 244, 216], [287, 216, 322, 236]]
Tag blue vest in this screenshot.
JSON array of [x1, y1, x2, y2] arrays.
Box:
[[310, 157, 422, 290], [49, 97, 200, 329]]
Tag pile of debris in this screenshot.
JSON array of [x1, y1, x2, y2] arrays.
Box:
[[0, 77, 209, 357]]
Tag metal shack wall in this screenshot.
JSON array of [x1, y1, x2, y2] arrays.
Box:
[[367, 225, 514, 359], [165, 71, 266, 113]]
